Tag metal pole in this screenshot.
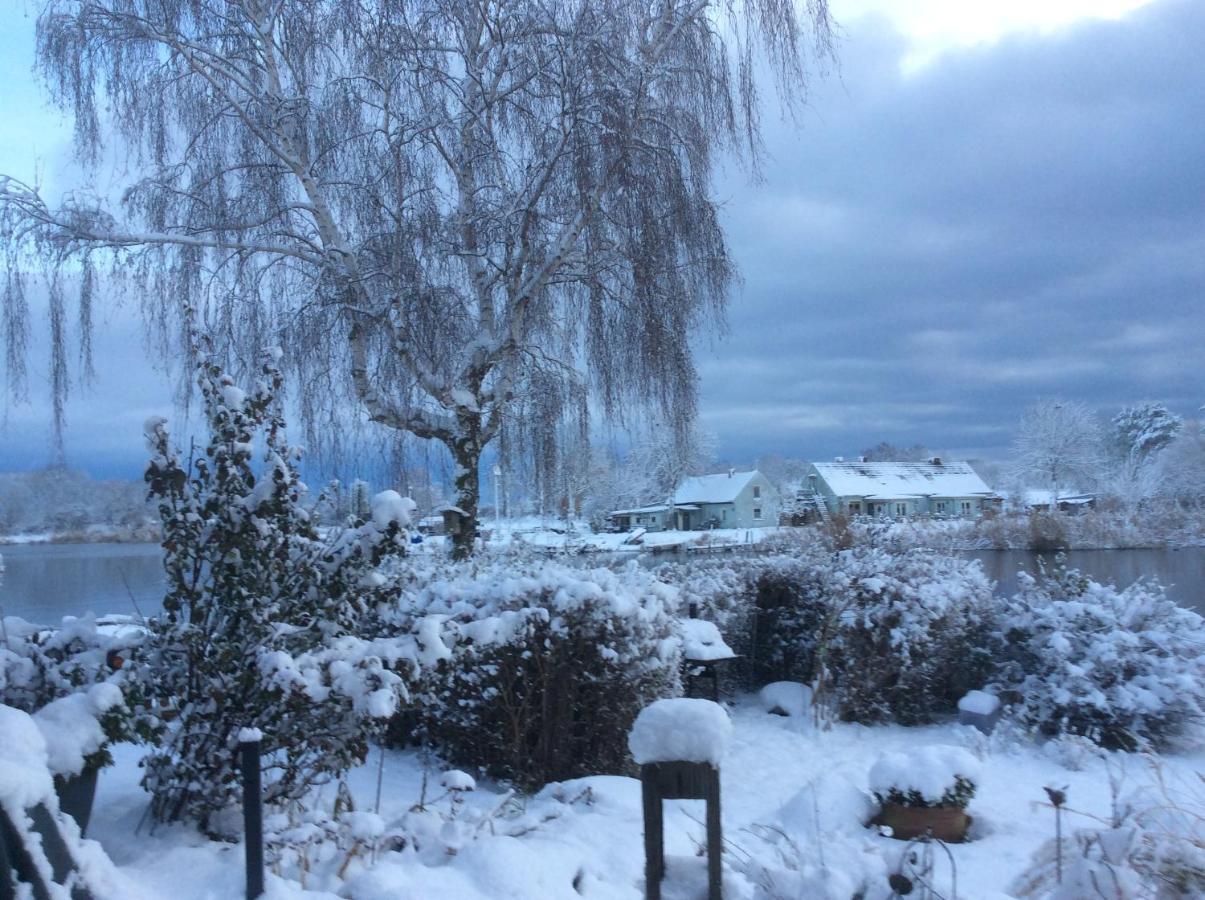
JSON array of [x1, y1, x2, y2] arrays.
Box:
[[240, 730, 265, 900], [493, 464, 502, 530]]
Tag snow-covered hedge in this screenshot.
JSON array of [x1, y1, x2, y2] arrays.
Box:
[[656, 548, 996, 725], [995, 564, 1205, 750], [824, 549, 997, 725], [396, 559, 681, 789]]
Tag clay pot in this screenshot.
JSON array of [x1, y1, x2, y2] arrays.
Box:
[[875, 802, 972, 843]]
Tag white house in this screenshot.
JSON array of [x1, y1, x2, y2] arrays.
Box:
[[801, 459, 997, 519], [609, 469, 779, 531]]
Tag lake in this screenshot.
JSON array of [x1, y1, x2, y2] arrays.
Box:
[[0, 542, 165, 623], [1, 541, 1202, 624], [966, 548, 1205, 614]]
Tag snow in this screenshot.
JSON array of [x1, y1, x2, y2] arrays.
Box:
[[219, 381, 247, 409], [440, 770, 477, 792], [628, 698, 733, 765], [32, 696, 1203, 900], [758, 681, 813, 717], [32, 682, 124, 777], [958, 690, 1001, 716], [0, 704, 55, 812], [370, 490, 416, 529], [868, 745, 982, 805], [679, 618, 735, 661], [238, 727, 265, 743]]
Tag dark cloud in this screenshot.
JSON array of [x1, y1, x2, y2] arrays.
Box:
[[703, 0, 1205, 463]]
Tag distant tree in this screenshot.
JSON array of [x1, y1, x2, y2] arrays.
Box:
[[1156, 418, 1205, 508], [1, 0, 834, 558], [1105, 403, 1182, 507], [620, 421, 718, 509], [860, 441, 932, 462], [756, 453, 811, 496], [1012, 399, 1105, 506]]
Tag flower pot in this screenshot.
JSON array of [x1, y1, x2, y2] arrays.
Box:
[[876, 802, 971, 843], [53, 765, 100, 837]]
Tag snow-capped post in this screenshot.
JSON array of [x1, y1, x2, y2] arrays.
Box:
[[239, 728, 265, 900], [629, 699, 733, 900], [956, 690, 1002, 735], [680, 618, 738, 703]]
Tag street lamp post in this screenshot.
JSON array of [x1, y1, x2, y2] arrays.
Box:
[[492, 463, 502, 531]]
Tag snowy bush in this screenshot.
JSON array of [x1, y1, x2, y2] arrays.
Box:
[[656, 548, 997, 725], [655, 549, 827, 687], [746, 555, 832, 687], [401, 560, 681, 789], [134, 351, 422, 833], [995, 563, 1205, 750], [824, 549, 997, 725], [0, 614, 147, 767]]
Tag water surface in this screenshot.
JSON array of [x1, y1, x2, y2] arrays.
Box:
[[0, 542, 164, 624], [2, 541, 1202, 624]]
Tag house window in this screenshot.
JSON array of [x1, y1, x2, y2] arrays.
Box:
[[753, 485, 761, 499], [722, 509, 728, 520], [936, 501, 947, 514], [961, 501, 972, 515], [895, 503, 907, 517], [848, 501, 861, 514], [753, 507, 763, 520]]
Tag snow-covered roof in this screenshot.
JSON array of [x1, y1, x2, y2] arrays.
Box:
[[672, 470, 760, 505], [811, 461, 994, 500], [1015, 489, 1095, 507], [610, 504, 669, 516]]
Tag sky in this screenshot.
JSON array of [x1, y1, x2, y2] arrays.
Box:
[[0, 0, 1202, 479]]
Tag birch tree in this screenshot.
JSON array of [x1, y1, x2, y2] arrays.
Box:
[[1012, 398, 1105, 507], [1, 0, 833, 557]]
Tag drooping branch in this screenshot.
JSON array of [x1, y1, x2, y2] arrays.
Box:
[[3, 0, 834, 554]]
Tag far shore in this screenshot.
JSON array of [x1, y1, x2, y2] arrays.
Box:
[[0, 528, 160, 547]]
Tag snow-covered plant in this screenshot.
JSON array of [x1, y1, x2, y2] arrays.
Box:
[[818, 549, 997, 725], [0, 614, 148, 767], [135, 350, 417, 833], [401, 560, 681, 789], [995, 562, 1205, 750], [660, 548, 997, 725], [1016, 759, 1204, 899], [869, 747, 981, 810]]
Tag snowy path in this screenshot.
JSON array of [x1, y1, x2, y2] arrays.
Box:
[[84, 698, 1204, 899]]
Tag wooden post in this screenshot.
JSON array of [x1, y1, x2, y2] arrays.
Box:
[[640, 762, 722, 900], [642, 774, 665, 899], [706, 766, 722, 900]]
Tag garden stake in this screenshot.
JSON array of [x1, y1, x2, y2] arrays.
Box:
[[240, 731, 265, 900], [1044, 786, 1068, 884]]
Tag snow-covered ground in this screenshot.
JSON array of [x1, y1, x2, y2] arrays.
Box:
[[414, 518, 792, 557], [80, 697, 1204, 899]]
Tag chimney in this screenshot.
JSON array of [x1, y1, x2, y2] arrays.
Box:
[[929, 456, 943, 466], [858, 455, 868, 463], [834, 456, 844, 463], [727, 467, 735, 478]]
